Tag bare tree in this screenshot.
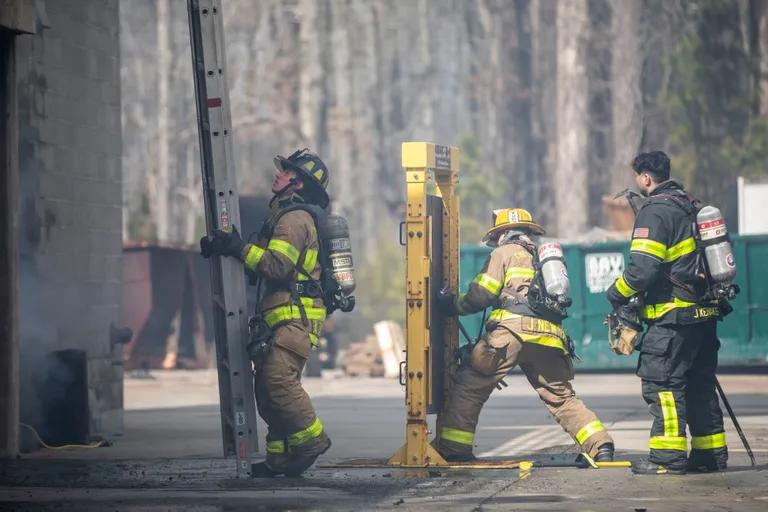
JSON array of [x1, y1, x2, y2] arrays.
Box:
[[610, 0, 644, 193], [554, 0, 590, 236]]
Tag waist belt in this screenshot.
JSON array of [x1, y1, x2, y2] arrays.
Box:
[[262, 297, 326, 344], [293, 281, 323, 299], [488, 310, 567, 353], [499, 297, 565, 325], [641, 297, 721, 323]]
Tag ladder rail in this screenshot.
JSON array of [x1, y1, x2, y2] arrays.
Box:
[[187, 0, 259, 477]]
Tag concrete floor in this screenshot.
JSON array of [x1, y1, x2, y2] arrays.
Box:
[[1, 370, 767, 511]]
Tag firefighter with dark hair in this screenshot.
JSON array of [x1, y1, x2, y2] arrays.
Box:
[[606, 150, 729, 475], [200, 149, 332, 477], [435, 208, 615, 463]]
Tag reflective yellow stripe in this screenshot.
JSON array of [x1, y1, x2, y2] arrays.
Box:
[[504, 267, 535, 286], [659, 391, 679, 437], [615, 275, 637, 298], [473, 273, 502, 296], [267, 239, 301, 265], [267, 440, 285, 454], [263, 298, 327, 327], [303, 248, 318, 274], [297, 248, 319, 282], [288, 418, 324, 447], [575, 420, 606, 445], [631, 238, 667, 260], [641, 297, 697, 320], [649, 435, 687, 451], [441, 427, 474, 446], [517, 332, 566, 352], [691, 432, 726, 450], [665, 237, 696, 262], [487, 310, 567, 353], [488, 309, 517, 322], [309, 332, 319, 347], [244, 244, 265, 270]]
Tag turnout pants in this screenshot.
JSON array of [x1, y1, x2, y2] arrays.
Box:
[[254, 323, 330, 473], [437, 327, 613, 458], [637, 320, 727, 469]]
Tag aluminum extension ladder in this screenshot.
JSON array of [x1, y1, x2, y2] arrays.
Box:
[[187, 0, 259, 477]]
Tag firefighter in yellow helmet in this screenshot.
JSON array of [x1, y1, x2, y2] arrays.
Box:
[[435, 208, 615, 462], [200, 149, 331, 477]]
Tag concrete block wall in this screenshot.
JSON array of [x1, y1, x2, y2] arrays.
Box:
[[15, 0, 123, 437]]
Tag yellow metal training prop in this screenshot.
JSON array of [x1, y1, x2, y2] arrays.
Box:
[[388, 142, 459, 468]]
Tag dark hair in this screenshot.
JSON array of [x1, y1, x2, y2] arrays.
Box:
[[632, 151, 670, 182]]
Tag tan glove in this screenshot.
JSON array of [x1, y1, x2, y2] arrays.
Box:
[[609, 323, 640, 355]]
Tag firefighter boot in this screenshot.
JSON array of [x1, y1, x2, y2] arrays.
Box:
[[594, 442, 615, 462], [284, 435, 332, 477], [688, 445, 728, 473], [687, 461, 727, 473], [632, 459, 687, 475], [251, 462, 280, 478], [444, 453, 477, 463]]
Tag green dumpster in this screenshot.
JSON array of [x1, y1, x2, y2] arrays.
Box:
[[458, 235, 768, 369]]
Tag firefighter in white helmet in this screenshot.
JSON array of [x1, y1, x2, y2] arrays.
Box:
[[435, 208, 615, 462]]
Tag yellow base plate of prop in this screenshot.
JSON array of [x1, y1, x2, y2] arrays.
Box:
[[318, 457, 523, 470], [319, 457, 632, 470]]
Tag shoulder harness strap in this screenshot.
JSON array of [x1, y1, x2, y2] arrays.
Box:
[[262, 202, 328, 326]]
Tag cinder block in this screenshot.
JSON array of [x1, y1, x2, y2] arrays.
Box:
[[51, 147, 72, 175]]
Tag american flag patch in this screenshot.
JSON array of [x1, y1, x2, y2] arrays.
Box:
[[633, 227, 649, 238]]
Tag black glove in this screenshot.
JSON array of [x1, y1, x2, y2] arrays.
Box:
[[605, 281, 631, 310], [436, 286, 458, 316], [200, 226, 245, 259]]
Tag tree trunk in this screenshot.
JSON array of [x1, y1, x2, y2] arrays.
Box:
[[530, 0, 558, 230], [155, 0, 171, 243], [759, 0, 768, 116], [554, 0, 590, 237], [610, 0, 644, 194]]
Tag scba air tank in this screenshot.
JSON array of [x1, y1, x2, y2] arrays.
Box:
[[696, 205, 736, 285], [324, 215, 356, 296], [538, 242, 570, 300]]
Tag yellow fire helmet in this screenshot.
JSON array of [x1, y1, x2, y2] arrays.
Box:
[[482, 207, 546, 245]]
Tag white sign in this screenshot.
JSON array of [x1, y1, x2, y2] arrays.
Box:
[[738, 176, 768, 235], [585, 252, 625, 293]]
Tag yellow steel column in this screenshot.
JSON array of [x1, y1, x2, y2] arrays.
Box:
[[433, 146, 460, 423], [388, 142, 459, 468]]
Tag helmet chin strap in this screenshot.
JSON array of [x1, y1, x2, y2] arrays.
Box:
[[269, 178, 303, 207]]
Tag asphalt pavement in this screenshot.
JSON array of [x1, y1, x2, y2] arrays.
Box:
[[1, 370, 767, 511]]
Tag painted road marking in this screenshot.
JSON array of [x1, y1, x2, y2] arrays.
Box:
[[479, 415, 768, 457]]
